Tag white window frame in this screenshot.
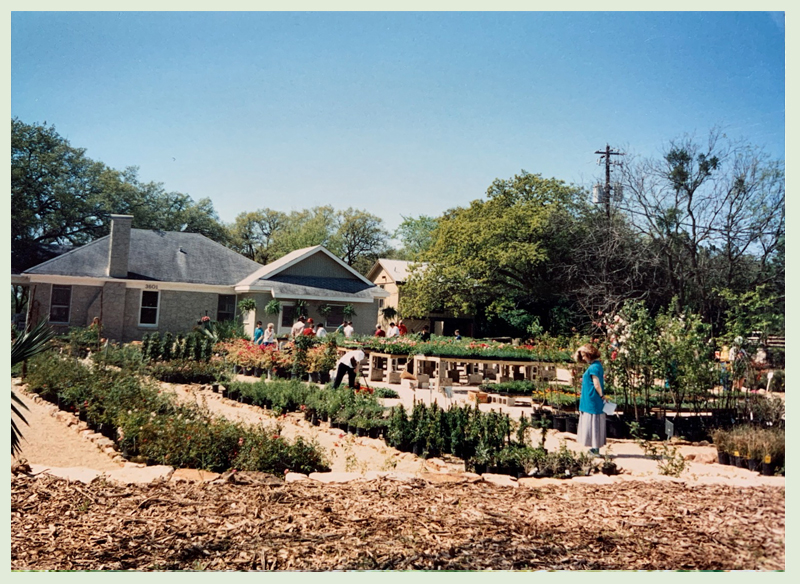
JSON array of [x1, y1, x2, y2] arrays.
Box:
[[139, 290, 160, 327], [49, 285, 72, 324]]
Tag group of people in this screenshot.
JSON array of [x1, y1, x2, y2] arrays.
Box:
[[373, 320, 408, 338], [251, 321, 276, 346]]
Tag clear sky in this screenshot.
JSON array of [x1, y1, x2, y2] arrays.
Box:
[[11, 10, 785, 233]]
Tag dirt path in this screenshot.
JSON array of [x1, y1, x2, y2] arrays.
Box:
[[13, 383, 121, 472], [12, 376, 785, 489]]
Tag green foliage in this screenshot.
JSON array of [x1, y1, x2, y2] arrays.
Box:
[[91, 342, 145, 371], [265, 298, 282, 315], [237, 298, 257, 313], [198, 319, 245, 345], [373, 387, 399, 399], [147, 359, 225, 385], [629, 421, 686, 477], [655, 299, 715, 413], [399, 171, 584, 323], [11, 319, 57, 454], [333, 207, 391, 273], [24, 351, 329, 476], [716, 285, 784, 346], [393, 214, 439, 260]]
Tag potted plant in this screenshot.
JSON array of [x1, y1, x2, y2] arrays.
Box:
[[265, 298, 282, 316], [470, 441, 491, 475], [380, 306, 398, 322], [238, 297, 257, 315], [711, 428, 730, 466], [342, 304, 357, 320], [760, 429, 784, 476]]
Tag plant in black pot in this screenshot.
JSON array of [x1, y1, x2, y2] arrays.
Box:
[[711, 428, 730, 466], [760, 428, 784, 476], [386, 405, 411, 451], [470, 440, 492, 475]]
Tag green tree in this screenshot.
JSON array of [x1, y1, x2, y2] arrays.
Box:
[[12, 119, 229, 271], [272, 206, 339, 257], [332, 207, 390, 274], [393, 214, 439, 260], [227, 208, 287, 263], [12, 118, 107, 271], [400, 172, 584, 334]]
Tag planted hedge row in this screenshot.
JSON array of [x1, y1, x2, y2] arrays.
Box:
[[21, 352, 330, 476], [225, 377, 600, 479]]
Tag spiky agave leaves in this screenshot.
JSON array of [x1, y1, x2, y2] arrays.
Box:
[[11, 319, 56, 456]]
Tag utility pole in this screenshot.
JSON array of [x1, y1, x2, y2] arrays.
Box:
[[594, 144, 625, 219]]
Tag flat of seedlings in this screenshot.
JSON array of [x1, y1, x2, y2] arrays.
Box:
[[11, 473, 784, 571]]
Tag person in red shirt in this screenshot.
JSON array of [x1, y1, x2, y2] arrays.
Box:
[[374, 324, 386, 337], [302, 318, 316, 336], [397, 319, 408, 336]]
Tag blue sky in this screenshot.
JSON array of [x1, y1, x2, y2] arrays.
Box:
[[11, 11, 785, 233]]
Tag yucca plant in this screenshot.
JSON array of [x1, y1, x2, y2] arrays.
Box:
[[11, 319, 56, 455]]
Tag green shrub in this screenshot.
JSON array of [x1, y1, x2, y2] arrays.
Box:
[[92, 343, 145, 371], [147, 359, 225, 384], [374, 387, 400, 399]]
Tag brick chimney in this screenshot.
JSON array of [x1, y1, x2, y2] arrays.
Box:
[[106, 214, 133, 278]]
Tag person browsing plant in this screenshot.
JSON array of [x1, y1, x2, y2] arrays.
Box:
[[574, 343, 608, 456]]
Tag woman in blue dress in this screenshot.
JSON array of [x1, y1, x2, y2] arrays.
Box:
[[574, 343, 608, 456]]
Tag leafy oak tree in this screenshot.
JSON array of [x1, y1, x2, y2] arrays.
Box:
[[12, 118, 228, 272], [400, 172, 585, 335]]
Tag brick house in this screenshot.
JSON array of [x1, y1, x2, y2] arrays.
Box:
[[19, 215, 388, 342]]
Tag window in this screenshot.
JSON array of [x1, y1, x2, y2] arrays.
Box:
[[281, 304, 296, 328], [326, 305, 345, 327], [217, 295, 236, 322], [378, 299, 385, 309], [49, 285, 72, 324], [139, 291, 160, 326]]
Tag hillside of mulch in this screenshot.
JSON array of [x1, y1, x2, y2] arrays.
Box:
[[11, 474, 784, 571]]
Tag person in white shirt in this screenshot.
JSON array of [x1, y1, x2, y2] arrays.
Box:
[[386, 322, 400, 338], [291, 316, 306, 338], [333, 349, 365, 388], [315, 323, 328, 338], [343, 321, 355, 338], [263, 323, 276, 345]]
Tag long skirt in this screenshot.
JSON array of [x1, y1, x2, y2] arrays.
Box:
[[577, 412, 606, 449]]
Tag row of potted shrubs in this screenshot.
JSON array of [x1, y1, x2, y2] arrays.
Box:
[[21, 351, 330, 476], [222, 377, 603, 479], [712, 426, 785, 476]]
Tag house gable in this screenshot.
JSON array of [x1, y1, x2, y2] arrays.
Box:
[[281, 250, 356, 280], [235, 246, 387, 301]]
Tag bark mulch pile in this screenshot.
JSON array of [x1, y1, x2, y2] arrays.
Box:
[[11, 472, 784, 571]]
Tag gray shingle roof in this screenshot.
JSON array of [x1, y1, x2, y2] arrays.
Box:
[[265, 274, 375, 300], [24, 230, 263, 286]]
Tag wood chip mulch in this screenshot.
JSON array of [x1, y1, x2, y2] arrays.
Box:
[[11, 474, 784, 571]]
